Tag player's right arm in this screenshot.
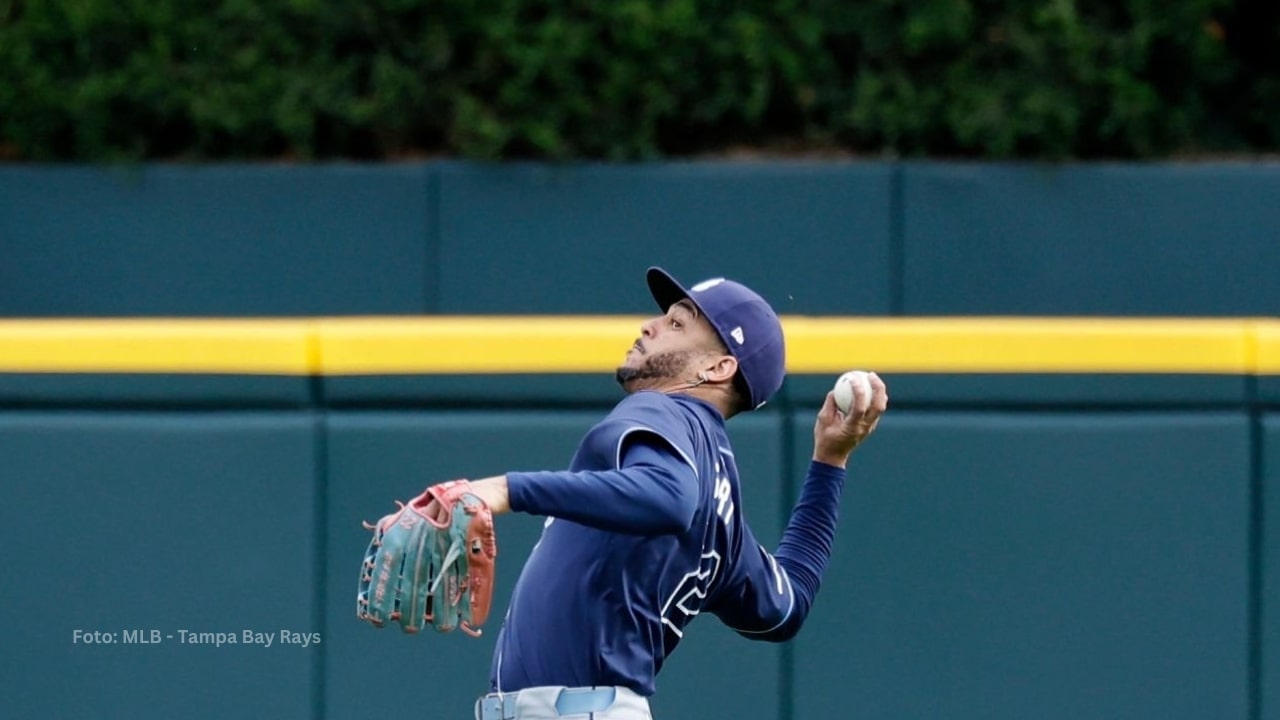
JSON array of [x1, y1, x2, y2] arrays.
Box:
[[711, 372, 888, 641], [708, 459, 844, 641]]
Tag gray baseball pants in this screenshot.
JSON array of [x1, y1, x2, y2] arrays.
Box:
[[475, 686, 651, 720]]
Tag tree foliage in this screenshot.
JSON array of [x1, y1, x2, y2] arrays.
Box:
[[0, 0, 1273, 161]]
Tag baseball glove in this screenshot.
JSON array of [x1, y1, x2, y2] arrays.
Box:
[[356, 480, 497, 636]]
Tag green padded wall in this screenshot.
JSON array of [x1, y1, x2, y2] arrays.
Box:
[[0, 412, 319, 720], [5, 162, 1280, 318], [0, 373, 313, 407], [321, 373, 623, 408], [0, 388, 1267, 720], [901, 164, 1280, 316], [784, 373, 1252, 408], [433, 162, 894, 315], [787, 411, 1251, 720], [0, 165, 433, 317], [1261, 378, 1280, 407]]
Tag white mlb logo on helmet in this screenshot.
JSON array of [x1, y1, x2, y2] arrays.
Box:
[[691, 278, 725, 292]]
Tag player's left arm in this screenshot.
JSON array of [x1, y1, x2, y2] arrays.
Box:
[[428, 435, 699, 535]]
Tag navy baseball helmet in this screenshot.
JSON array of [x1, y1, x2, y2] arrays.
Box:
[[646, 267, 786, 410]]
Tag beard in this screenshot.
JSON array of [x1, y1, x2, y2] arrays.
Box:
[[615, 350, 695, 391]]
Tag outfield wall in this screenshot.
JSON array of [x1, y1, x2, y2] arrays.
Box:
[[2, 161, 1279, 720]]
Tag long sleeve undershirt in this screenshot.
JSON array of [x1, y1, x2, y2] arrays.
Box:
[[507, 436, 699, 535], [758, 460, 845, 639]]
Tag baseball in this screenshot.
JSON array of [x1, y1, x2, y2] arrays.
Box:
[[832, 371, 872, 414]]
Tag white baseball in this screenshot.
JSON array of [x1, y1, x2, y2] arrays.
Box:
[[833, 371, 872, 414]]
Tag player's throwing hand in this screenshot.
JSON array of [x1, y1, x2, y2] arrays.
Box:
[[813, 371, 888, 468]]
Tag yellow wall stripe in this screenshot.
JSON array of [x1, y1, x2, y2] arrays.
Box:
[[0, 317, 1276, 375], [1258, 320, 1280, 374], [317, 317, 636, 374], [0, 319, 316, 374], [783, 317, 1257, 374]]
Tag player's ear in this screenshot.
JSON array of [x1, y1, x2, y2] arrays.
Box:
[[702, 354, 738, 384]]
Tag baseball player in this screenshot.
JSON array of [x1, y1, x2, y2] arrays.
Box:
[[424, 267, 888, 720]]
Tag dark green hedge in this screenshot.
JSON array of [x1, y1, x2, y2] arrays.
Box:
[[1, 0, 1275, 161]]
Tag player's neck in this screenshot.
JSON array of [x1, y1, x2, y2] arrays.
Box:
[[658, 384, 735, 420], [621, 376, 736, 419]]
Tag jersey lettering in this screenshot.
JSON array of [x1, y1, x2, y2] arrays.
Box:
[[713, 455, 735, 525], [659, 550, 721, 638]]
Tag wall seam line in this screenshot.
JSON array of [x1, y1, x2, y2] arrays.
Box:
[[311, 396, 330, 720], [889, 162, 905, 316], [1249, 378, 1264, 720], [425, 163, 443, 314]]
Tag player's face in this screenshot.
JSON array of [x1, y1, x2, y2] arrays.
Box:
[[616, 300, 724, 391]]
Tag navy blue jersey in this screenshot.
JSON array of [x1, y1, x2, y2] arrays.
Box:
[[493, 391, 845, 696]]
